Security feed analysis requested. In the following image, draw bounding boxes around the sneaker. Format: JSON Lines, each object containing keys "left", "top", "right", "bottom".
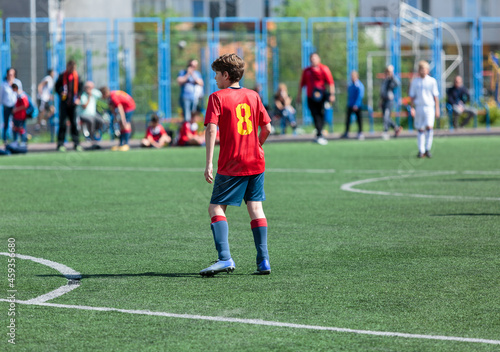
{"left": 340, "top": 133, "right": 349, "bottom": 139}
{"left": 417, "top": 152, "right": 424, "bottom": 158}
{"left": 357, "top": 133, "right": 365, "bottom": 140}
{"left": 424, "top": 150, "right": 432, "bottom": 158}
{"left": 118, "top": 144, "right": 130, "bottom": 152}
{"left": 252, "top": 259, "right": 271, "bottom": 275}
{"left": 75, "top": 145, "right": 83, "bottom": 152}
{"left": 199, "top": 258, "right": 235, "bottom": 277}
{"left": 316, "top": 137, "right": 328, "bottom": 145}
{"left": 395, "top": 126, "right": 403, "bottom": 137}
{"left": 382, "top": 132, "right": 390, "bottom": 140}
{"left": 57, "top": 145, "right": 66, "bottom": 152}
{"left": 111, "top": 145, "right": 120, "bottom": 151}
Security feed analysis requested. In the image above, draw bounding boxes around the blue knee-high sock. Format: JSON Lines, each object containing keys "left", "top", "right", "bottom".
{"left": 251, "top": 218, "right": 269, "bottom": 263}
{"left": 120, "top": 129, "right": 131, "bottom": 146}
{"left": 211, "top": 216, "right": 231, "bottom": 261}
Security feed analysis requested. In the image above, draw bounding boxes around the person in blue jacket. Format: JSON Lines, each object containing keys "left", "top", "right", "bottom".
{"left": 342, "top": 70, "right": 365, "bottom": 140}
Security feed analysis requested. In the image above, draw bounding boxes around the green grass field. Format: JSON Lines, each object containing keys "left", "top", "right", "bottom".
{"left": 0, "top": 136, "right": 499, "bottom": 351}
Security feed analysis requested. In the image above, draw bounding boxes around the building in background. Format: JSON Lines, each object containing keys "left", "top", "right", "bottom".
{"left": 133, "top": 0, "right": 284, "bottom": 18}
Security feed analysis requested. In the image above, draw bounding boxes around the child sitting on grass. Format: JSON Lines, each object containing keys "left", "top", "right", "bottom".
{"left": 141, "top": 113, "right": 172, "bottom": 148}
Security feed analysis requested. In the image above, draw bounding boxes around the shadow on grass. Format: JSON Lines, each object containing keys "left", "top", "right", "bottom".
{"left": 37, "top": 272, "right": 246, "bottom": 279}
{"left": 432, "top": 213, "right": 500, "bottom": 216}
{"left": 452, "top": 178, "right": 500, "bottom": 182}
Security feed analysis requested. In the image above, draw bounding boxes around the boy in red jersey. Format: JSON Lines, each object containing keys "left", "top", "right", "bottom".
{"left": 141, "top": 113, "right": 171, "bottom": 148}
{"left": 177, "top": 121, "right": 204, "bottom": 146}
{"left": 200, "top": 53, "right": 272, "bottom": 277}
{"left": 100, "top": 87, "right": 136, "bottom": 151}
{"left": 11, "top": 84, "right": 29, "bottom": 145}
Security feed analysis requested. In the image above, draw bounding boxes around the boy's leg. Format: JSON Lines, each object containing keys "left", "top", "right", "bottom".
{"left": 425, "top": 126, "right": 434, "bottom": 155}
{"left": 247, "top": 201, "right": 269, "bottom": 265}
{"left": 208, "top": 204, "right": 231, "bottom": 261}
{"left": 417, "top": 129, "right": 425, "bottom": 156}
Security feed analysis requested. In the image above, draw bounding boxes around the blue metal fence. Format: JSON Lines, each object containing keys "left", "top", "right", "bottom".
{"left": 0, "top": 16, "right": 498, "bottom": 128}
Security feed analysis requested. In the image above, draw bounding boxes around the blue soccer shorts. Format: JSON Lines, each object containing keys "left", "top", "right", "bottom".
{"left": 210, "top": 172, "right": 266, "bottom": 206}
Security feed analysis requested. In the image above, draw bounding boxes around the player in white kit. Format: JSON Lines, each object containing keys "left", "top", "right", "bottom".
{"left": 409, "top": 61, "right": 440, "bottom": 158}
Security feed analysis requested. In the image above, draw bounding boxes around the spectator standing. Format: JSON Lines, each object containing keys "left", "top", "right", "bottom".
{"left": 409, "top": 61, "right": 440, "bottom": 158}
{"left": 37, "top": 69, "right": 55, "bottom": 130}
{"left": 201, "top": 53, "right": 272, "bottom": 276}
{"left": 55, "top": 60, "right": 82, "bottom": 152}
{"left": 100, "top": 87, "right": 136, "bottom": 151}
{"left": 274, "top": 83, "right": 297, "bottom": 135}
{"left": 342, "top": 71, "right": 365, "bottom": 140}
{"left": 380, "top": 65, "right": 402, "bottom": 139}
{"left": 297, "top": 53, "right": 335, "bottom": 145}
{"left": 1, "top": 68, "right": 23, "bottom": 144}
{"left": 446, "top": 75, "right": 477, "bottom": 129}
{"left": 78, "top": 81, "right": 104, "bottom": 149}
{"left": 177, "top": 59, "right": 204, "bottom": 122}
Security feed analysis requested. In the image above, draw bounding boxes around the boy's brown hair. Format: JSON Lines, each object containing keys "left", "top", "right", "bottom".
{"left": 150, "top": 113, "right": 160, "bottom": 124}
{"left": 211, "top": 53, "right": 245, "bottom": 83}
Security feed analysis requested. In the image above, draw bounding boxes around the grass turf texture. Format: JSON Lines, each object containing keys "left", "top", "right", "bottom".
{"left": 0, "top": 136, "right": 499, "bottom": 351}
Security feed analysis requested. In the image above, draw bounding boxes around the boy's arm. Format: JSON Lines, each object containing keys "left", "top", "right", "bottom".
{"left": 434, "top": 96, "right": 440, "bottom": 118}
{"left": 259, "top": 122, "right": 272, "bottom": 146}
{"left": 204, "top": 123, "right": 218, "bottom": 184}
{"left": 116, "top": 104, "right": 126, "bottom": 126}
{"left": 37, "top": 79, "right": 47, "bottom": 96}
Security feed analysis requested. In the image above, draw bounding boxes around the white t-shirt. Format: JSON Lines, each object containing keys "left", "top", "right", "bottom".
{"left": 409, "top": 75, "right": 439, "bottom": 107}
{"left": 78, "top": 89, "right": 102, "bottom": 118}
{"left": 38, "top": 75, "right": 54, "bottom": 102}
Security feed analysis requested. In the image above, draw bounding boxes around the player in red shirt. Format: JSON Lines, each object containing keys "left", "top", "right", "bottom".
{"left": 141, "top": 113, "right": 171, "bottom": 148}
{"left": 200, "top": 53, "right": 272, "bottom": 276}
{"left": 11, "top": 84, "right": 29, "bottom": 144}
{"left": 297, "top": 52, "right": 335, "bottom": 145}
{"left": 100, "top": 87, "right": 136, "bottom": 151}
{"left": 177, "top": 121, "right": 204, "bottom": 146}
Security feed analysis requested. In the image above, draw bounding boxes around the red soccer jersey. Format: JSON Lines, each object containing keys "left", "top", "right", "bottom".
{"left": 109, "top": 90, "right": 136, "bottom": 113}
{"left": 204, "top": 87, "right": 271, "bottom": 176}
{"left": 146, "top": 124, "right": 167, "bottom": 142}
{"left": 13, "top": 94, "right": 29, "bottom": 121}
{"left": 299, "top": 64, "right": 334, "bottom": 98}
{"left": 177, "top": 122, "right": 198, "bottom": 146}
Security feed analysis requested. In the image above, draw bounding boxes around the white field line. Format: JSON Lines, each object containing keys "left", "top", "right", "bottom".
{"left": 340, "top": 171, "right": 500, "bottom": 201}
{"left": 0, "top": 252, "right": 81, "bottom": 304}
{"left": 0, "top": 299, "right": 499, "bottom": 346}
{"left": 1, "top": 252, "right": 499, "bottom": 345}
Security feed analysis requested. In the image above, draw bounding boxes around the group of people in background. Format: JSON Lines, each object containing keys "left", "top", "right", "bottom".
{"left": 295, "top": 52, "right": 476, "bottom": 157}
{"left": 0, "top": 54, "right": 477, "bottom": 158}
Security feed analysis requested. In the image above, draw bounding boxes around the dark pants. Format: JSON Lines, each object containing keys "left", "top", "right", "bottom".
{"left": 307, "top": 97, "right": 325, "bottom": 137}
{"left": 80, "top": 114, "right": 105, "bottom": 141}
{"left": 58, "top": 104, "right": 79, "bottom": 147}
{"left": 2, "top": 105, "right": 14, "bottom": 142}
{"left": 345, "top": 106, "right": 363, "bottom": 134}
{"left": 381, "top": 100, "right": 397, "bottom": 132}
{"left": 452, "top": 104, "right": 477, "bottom": 128}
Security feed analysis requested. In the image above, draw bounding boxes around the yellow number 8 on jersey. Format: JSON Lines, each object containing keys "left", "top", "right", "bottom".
{"left": 235, "top": 103, "right": 253, "bottom": 135}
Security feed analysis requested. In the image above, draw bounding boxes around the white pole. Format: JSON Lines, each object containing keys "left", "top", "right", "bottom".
{"left": 30, "top": 0, "right": 37, "bottom": 100}
{"left": 367, "top": 55, "right": 373, "bottom": 109}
